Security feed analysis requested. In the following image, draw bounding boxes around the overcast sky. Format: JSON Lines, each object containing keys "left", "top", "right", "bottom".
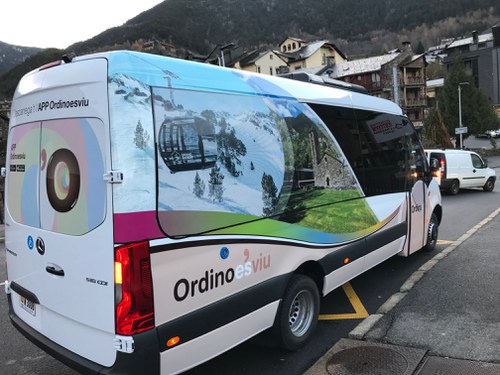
{"left": 0, "top": 1, "right": 165, "bottom": 49}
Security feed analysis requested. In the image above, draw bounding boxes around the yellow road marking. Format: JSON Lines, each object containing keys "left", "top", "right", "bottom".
{"left": 437, "top": 239, "right": 453, "bottom": 245}
{"left": 318, "top": 282, "right": 369, "bottom": 320}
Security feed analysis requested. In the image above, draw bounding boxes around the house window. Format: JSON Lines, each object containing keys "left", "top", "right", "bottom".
{"left": 257, "top": 66, "right": 261, "bottom": 73}
{"left": 270, "top": 67, "right": 273, "bottom": 75}
{"left": 282, "top": 46, "right": 286, "bottom": 52}
{"left": 270, "top": 54, "right": 273, "bottom": 60}
{"left": 287, "top": 44, "right": 291, "bottom": 51}
{"left": 292, "top": 42, "right": 296, "bottom": 50}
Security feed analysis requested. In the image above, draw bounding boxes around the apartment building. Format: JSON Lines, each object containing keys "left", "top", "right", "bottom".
{"left": 326, "top": 43, "right": 426, "bottom": 128}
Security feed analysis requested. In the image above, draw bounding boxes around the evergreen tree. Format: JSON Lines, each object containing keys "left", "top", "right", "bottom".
{"left": 415, "top": 41, "right": 425, "bottom": 54}
{"left": 193, "top": 172, "right": 205, "bottom": 198}
{"left": 437, "top": 56, "right": 499, "bottom": 138}
{"left": 134, "top": 120, "right": 150, "bottom": 150}
{"left": 216, "top": 118, "right": 247, "bottom": 177}
{"left": 262, "top": 172, "right": 278, "bottom": 217}
{"left": 289, "top": 127, "right": 311, "bottom": 169}
{"left": 423, "top": 107, "right": 454, "bottom": 148}
{"left": 208, "top": 164, "right": 224, "bottom": 202}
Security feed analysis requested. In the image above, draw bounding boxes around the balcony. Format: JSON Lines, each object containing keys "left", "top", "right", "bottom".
{"left": 401, "top": 76, "right": 425, "bottom": 86}
{"left": 400, "top": 97, "right": 427, "bottom": 108}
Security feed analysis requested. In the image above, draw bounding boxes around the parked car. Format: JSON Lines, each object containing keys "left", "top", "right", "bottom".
{"left": 475, "top": 129, "right": 500, "bottom": 138}
{"left": 425, "top": 149, "right": 496, "bottom": 194}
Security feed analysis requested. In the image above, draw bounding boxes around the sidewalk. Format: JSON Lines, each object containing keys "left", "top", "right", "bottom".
{"left": 306, "top": 207, "right": 500, "bottom": 375}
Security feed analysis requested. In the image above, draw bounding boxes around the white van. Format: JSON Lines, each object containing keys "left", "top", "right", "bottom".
{"left": 5, "top": 51, "right": 442, "bottom": 374}
{"left": 425, "top": 149, "right": 496, "bottom": 194}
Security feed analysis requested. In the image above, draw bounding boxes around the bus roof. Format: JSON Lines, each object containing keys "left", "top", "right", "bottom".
{"left": 18, "top": 50, "right": 403, "bottom": 116}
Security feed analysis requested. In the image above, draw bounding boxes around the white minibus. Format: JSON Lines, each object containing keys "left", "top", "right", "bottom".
{"left": 4, "top": 51, "right": 442, "bottom": 374}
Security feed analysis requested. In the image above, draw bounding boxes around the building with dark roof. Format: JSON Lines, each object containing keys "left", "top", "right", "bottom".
{"left": 326, "top": 43, "right": 427, "bottom": 128}
{"left": 443, "top": 26, "right": 500, "bottom": 107}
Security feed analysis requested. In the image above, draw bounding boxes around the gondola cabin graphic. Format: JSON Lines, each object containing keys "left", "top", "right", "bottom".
{"left": 158, "top": 116, "right": 217, "bottom": 173}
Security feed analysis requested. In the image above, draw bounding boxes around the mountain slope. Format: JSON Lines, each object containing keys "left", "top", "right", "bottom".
{"left": 0, "top": 42, "right": 42, "bottom": 75}
{"left": 1, "top": 0, "right": 499, "bottom": 100}
{"left": 68, "top": 0, "right": 500, "bottom": 56}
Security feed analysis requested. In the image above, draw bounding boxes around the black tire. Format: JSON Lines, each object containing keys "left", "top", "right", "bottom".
{"left": 423, "top": 213, "right": 439, "bottom": 252}
{"left": 483, "top": 178, "right": 495, "bottom": 192}
{"left": 273, "top": 274, "right": 319, "bottom": 351}
{"left": 447, "top": 180, "right": 459, "bottom": 195}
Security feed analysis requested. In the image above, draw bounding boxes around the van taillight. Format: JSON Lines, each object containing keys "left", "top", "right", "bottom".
{"left": 115, "top": 241, "right": 155, "bottom": 335}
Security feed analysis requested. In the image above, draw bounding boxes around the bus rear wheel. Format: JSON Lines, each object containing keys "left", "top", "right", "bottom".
{"left": 273, "top": 274, "right": 319, "bottom": 351}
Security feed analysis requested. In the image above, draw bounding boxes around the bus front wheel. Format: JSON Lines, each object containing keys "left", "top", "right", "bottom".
{"left": 273, "top": 274, "right": 319, "bottom": 351}
{"left": 423, "top": 213, "right": 439, "bottom": 252}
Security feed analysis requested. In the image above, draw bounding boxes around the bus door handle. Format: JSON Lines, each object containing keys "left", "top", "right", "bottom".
{"left": 46, "top": 264, "right": 65, "bottom": 277}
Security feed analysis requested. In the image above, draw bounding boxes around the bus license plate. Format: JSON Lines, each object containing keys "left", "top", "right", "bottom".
{"left": 20, "top": 296, "right": 36, "bottom": 316}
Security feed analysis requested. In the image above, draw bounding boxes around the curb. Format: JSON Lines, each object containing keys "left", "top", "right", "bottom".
{"left": 348, "top": 206, "right": 500, "bottom": 340}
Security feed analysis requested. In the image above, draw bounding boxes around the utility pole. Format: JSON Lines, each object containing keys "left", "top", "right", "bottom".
{"left": 458, "top": 82, "right": 469, "bottom": 149}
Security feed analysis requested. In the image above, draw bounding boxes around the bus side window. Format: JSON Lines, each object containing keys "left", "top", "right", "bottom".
{"left": 312, "top": 106, "right": 424, "bottom": 196}
{"left": 306, "top": 103, "right": 364, "bottom": 184}
{"left": 353, "top": 111, "right": 425, "bottom": 195}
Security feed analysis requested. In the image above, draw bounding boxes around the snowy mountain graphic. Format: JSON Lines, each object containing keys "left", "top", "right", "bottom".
{"left": 152, "top": 84, "right": 286, "bottom": 217}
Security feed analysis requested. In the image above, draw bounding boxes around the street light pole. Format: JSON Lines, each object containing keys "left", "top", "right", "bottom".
{"left": 458, "top": 82, "right": 469, "bottom": 149}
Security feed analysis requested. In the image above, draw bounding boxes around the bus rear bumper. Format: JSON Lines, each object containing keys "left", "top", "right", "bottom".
{"left": 7, "top": 293, "right": 160, "bottom": 375}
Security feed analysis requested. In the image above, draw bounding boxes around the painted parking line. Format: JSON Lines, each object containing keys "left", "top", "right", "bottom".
{"left": 319, "top": 282, "right": 369, "bottom": 321}
{"left": 437, "top": 239, "right": 454, "bottom": 245}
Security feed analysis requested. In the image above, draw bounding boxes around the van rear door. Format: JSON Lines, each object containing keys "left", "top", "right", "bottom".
{"left": 5, "top": 58, "right": 116, "bottom": 366}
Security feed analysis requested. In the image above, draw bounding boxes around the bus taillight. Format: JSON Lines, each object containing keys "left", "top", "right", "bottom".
{"left": 115, "top": 241, "right": 155, "bottom": 335}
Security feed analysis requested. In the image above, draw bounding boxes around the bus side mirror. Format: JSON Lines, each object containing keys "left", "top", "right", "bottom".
{"left": 428, "top": 158, "right": 440, "bottom": 178}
